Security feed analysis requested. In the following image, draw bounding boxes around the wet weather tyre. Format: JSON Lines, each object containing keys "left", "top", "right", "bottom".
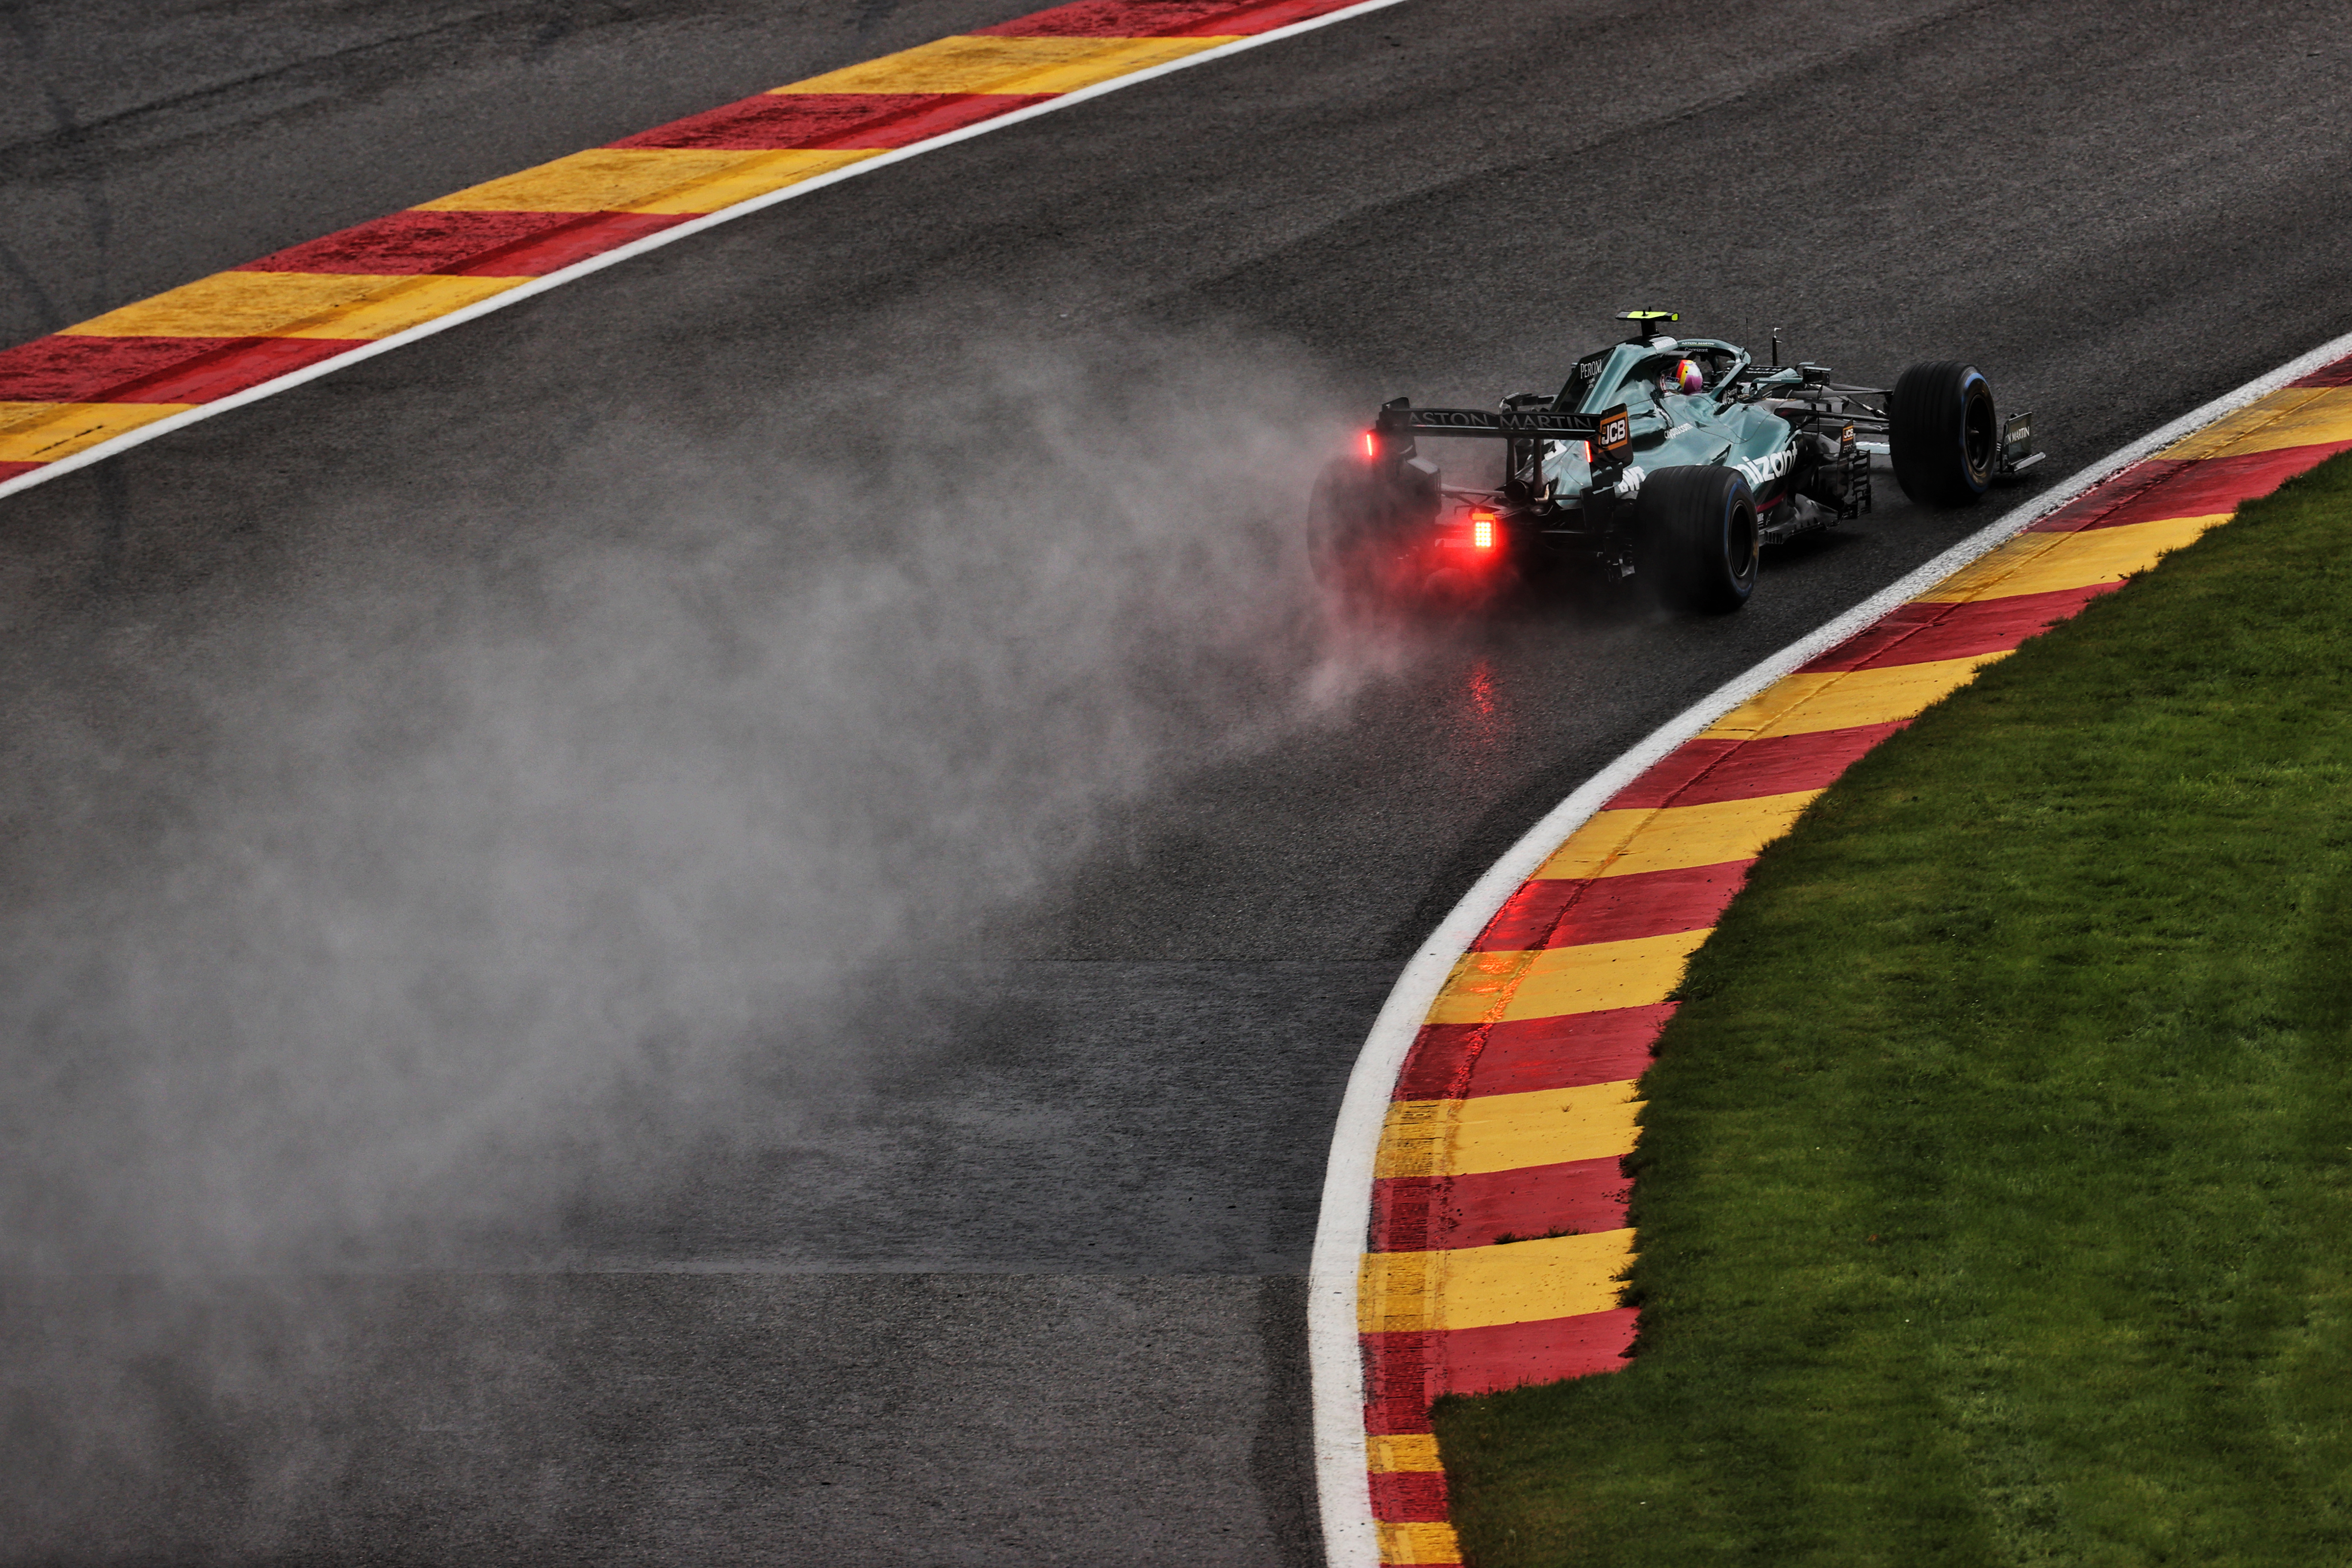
{"left": 1638, "top": 466, "right": 1759, "bottom": 614}
{"left": 1305, "top": 458, "right": 1365, "bottom": 589}
{"left": 1307, "top": 454, "right": 1438, "bottom": 599}
{"left": 1890, "top": 361, "right": 1998, "bottom": 506}
{"left": 1307, "top": 457, "right": 1401, "bottom": 595}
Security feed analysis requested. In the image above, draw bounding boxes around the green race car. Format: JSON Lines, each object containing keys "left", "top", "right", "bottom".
{"left": 1309, "top": 311, "right": 2042, "bottom": 613}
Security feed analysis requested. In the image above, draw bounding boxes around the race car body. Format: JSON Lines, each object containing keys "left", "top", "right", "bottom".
{"left": 1311, "top": 312, "right": 2042, "bottom": 612}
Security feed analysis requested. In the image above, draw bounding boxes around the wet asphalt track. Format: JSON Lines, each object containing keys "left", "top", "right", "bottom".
{"left": 4, "top": 1, "right": 2352, "bottom": 1562}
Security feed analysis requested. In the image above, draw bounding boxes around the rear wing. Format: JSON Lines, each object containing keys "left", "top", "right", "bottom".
{"left": 1374, "top": 398, "right": 1634, "bottom": 465}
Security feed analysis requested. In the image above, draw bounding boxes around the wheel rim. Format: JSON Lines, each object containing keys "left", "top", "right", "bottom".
{"left": 1962, "top": 382, "right": 1996, "bottom": 483}
{"left": 1726, "top": 497, "right": 1758, "bottom": 587}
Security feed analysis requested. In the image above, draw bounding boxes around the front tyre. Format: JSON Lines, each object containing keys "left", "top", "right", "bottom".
{"left": 1638, "top": 466, "right": 1760, "bottom": 614}
{"left": 1890, "top": 361, "right": 1997, "bottom": 505}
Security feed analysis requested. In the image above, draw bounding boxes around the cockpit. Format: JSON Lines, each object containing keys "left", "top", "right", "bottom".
{"left": 1555, "top": 340, "right": 1744, "bottom": 416}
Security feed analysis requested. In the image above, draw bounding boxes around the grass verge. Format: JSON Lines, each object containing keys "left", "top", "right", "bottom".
{"left": 1433, "top": 450, "right": 2352, "bottom": 1566}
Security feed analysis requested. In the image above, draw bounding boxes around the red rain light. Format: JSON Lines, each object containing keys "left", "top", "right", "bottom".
{"left": 1471, "top": 511, "right": 1496, "bottom": 550}
{"left": 1362, "top": 430, "right": 1378, "bottom": 459}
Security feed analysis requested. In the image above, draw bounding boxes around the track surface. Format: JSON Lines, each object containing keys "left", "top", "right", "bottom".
{"left": 3, "top": 3, "right": 2349, "bottom": 1562}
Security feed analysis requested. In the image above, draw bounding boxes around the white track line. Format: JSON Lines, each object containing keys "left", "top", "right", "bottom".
{"left": 0, "top": 0, "right": 1412, "bottom": 504}
{"left": 1305, "top": 324, "right": 2352, "bottom": 1568}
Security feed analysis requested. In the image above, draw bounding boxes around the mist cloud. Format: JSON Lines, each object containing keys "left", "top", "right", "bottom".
{"left": 0, "top": 322, "right": 1418, "bottom": 1553}
{"left": 1, "top": 325, "right": 1401, "bottom": 1272}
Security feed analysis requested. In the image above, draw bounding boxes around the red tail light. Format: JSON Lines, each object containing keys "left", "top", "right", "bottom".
{"left": 1362, "top": 431, "right": 1378, "bottom": 459}
{"left": 1471, "top": 511, "right": 1496, "bottom": 550}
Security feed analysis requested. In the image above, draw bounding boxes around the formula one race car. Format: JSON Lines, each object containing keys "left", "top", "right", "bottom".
{"left": 1309, "top": 311, "right": 2043, "bottom": 612}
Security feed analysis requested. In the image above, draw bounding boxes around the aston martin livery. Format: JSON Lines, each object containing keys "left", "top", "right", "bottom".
{"left": 1309, "top": 311, "right": 2043, "bottom": 612}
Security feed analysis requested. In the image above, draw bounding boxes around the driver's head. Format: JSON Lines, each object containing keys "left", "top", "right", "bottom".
{"left": 1663, "top": 358, "right": 1706, "bottom": 395}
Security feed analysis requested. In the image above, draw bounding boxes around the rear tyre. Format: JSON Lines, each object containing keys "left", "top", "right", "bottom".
{"left": 1307, "top": 454, "right": 1438, "bottom": 598}
{"left": 1890, "top": 361, "right": 1997, "bottom": 505}
{"left": 1305, "top": 458, "right": 1367, "bottom": 588}
{"left": 1637, "top": 466, "right": 1759, "bottom": 614}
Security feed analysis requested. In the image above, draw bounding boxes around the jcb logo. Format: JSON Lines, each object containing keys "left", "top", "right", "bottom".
{"left": 1600, "top": 414, "right": 1629, "bottom": 447}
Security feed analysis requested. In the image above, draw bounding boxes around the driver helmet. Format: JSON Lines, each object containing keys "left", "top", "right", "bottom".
{"left": 1665, "top": 358, "right": 1706, "bottom": 395}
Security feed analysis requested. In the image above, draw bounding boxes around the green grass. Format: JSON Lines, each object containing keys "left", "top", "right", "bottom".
{"left": 1432, "top": 450, "right": 2352, "bottom": 1566}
